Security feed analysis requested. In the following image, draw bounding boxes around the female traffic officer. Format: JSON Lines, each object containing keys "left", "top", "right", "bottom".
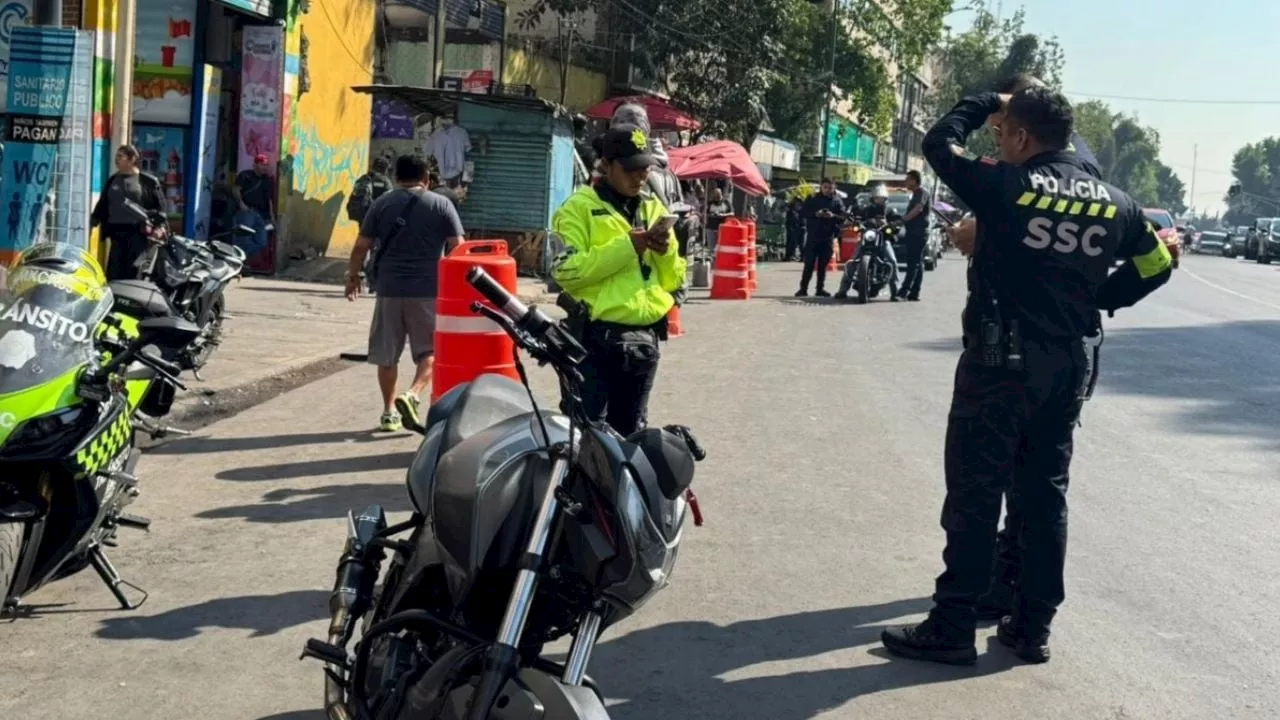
{"left": 549, "top": 125, "right": 686, "bottom": 436}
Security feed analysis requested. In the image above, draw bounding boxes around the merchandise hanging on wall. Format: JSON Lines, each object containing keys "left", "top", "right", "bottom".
{"left": 132, "top": 0, "right": 198, "bottom": 125}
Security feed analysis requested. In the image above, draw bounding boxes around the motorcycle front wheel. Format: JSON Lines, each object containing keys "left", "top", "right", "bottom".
{"left": 855, "top": 256, "right": 870, "bottom": 305}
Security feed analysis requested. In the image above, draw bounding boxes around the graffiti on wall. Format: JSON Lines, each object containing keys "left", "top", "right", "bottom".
{"left": 286, "top": 120, "right": 365, "bottom": 253}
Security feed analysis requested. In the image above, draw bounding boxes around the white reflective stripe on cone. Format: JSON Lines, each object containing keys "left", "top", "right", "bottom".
{"left": 716, "top": 245, "right": 749, "bottom": 255}
{"left": 436, "top": 315, "right": 505, "bottom": 334}
{"left": 713, "top": 269, "right": 749, "bottom": 279}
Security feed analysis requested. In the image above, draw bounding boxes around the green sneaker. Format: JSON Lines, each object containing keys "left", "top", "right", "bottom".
{"left": 394, "top": 392, "right": 424, "bottom": 434}
{"left": 379, "top": 411, "right": 402, "bottom": 432}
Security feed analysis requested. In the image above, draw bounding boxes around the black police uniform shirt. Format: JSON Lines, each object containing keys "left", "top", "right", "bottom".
{"left": 923, "top": 92, "right": 1172, "bottom": 342}
{"left": 802, "top": 193, "right": 845, "bottom": 240}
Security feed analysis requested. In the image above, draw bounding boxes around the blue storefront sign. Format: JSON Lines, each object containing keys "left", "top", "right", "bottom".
{"left": 0, "top": 27, "right": 92, "bottom": 255}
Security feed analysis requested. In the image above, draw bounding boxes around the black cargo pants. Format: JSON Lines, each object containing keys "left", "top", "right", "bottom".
{"left": 799, "top": 236, "right": 835, "bottom": 292}
{"left": 575, "top": 321, "right": 662, "bottom": 437}
{"left": 899, "top": 234, "right": 927, "bottom": 299}
{"left": 931, "top": 338, "right": 1085, "bottom": 639}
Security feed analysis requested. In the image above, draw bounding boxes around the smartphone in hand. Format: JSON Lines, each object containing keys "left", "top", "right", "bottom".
{"left": 650, "top": 214, "right": 678, "bottom": 235}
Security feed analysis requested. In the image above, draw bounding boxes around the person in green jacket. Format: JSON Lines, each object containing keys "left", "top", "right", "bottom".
{"left": 551, "top": 125, "right": 687, "bottom": 435}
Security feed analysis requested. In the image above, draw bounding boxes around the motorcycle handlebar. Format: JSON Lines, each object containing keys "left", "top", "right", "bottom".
{"left": 466, "top": 267, "right": 530, "bottom": 323}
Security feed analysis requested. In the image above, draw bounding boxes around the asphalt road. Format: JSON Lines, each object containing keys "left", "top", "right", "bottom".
{"left": 3, "top": 252, "right": 1279, "bottom": 720}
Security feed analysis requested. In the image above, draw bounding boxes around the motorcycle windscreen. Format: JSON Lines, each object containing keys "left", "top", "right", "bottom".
{"left": 0, "top": 267, "right": 111, "bottom": 397}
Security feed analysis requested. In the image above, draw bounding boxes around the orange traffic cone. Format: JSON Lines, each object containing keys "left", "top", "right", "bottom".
{"left": 667, "top": 305, "right": 684, "bottom": 338}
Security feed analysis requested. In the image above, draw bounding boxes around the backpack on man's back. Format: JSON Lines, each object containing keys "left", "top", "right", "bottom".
{"left": 347, "top": 172, "right": 393, "bottom": 223}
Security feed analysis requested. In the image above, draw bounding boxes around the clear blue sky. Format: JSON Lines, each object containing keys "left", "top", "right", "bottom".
{"left": 956, "top": 1, "right": 1280, "bottom": 215}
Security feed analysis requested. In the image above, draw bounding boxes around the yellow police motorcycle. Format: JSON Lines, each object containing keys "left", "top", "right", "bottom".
{"left": 0, "top": 244, "right": 197, "bottom": 613}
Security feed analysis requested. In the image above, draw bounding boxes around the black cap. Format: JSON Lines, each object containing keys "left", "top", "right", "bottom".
{"left": 599, "top": 124, "right": 657, "bottom": 171}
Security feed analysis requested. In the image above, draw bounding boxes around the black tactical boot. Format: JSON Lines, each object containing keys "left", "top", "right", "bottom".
{"left": 996, "top": 616, "right": 1051, "bottom": 664}
{"left": 881, "top": 619, "right": 977, "bottom": 666}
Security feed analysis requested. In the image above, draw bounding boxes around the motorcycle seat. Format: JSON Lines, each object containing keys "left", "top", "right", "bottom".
{"left": 428, "top": 374, "right": 533, "bottom": 454}
{"left": 109, "top": 279, "right": 172, "bottom": 318}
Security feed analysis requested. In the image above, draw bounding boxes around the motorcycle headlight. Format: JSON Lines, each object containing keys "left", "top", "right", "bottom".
{"left": 0, "top": 406, "right": 87, "bottom": 457}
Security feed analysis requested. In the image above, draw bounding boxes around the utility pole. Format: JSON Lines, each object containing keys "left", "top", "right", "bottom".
{"left": 111, "top": 0, "right": 137, "bottom": 151}
{"left": 33, "top": 0, "right": 62, "bottom": 25}
{"left": 1189, "top": 143, "right": 1198, "bottom": 217}
{"left": 818, "top": 0, "right": 836, "bottom": 183}
{"left": 558, "top": 16, "right": 577, "bottom": 105}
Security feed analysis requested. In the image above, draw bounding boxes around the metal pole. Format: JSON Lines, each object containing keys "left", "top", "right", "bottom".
{"left": 818, "top": 0, "right": 836, "bottom": 183}
{"left": 33, "top": 0, "right": 62, "bottom": 25}
{"left": 1189, "top": 143, "right": 1198, "bottom": 216}
{"left": 433, "top": 0, "right": 447, "bottom": 88}
{"left": 111, "top": 0, "right": 137, "bottom": 151}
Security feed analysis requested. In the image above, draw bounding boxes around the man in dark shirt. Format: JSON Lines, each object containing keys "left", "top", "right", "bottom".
{"left": 704, "top": 188, "right": 732, "bottom": 251}
{"left": 796, "top": 178, "right": 845, "bottom": 297}
{"left": 90, "top": 144, "right": 167, "bottom": 280}
{"left": 897, "top": 170, "right": 932, "bottom": 301}
{"left": 345, "top": 154, "right": 465, "bottom": 433}
{"left": 236, "top": 154, "right": 275, "bottom": 219}
{"left": 785, "top": 198, "right": 805, "bottom": 261}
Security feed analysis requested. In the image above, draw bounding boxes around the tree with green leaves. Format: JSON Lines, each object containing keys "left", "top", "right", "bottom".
{"left": 1225, "top": 137, "right": 1280, "bottom": 224}
{"left": 927, "top": 2, "right": 1064, "bottom": 157}
{"left": 515, "top": 0, "right": 951, "bottom": 148}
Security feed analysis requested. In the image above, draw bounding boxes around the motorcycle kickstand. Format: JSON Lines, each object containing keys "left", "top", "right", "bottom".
{"left": 191, "top": 368, "right": 204, "bottom": 382}
{"left": 88, "top": 543, "right": 149, "bottom": 610}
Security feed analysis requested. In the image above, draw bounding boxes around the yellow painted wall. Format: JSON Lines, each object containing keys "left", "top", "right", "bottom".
{"left": 501, "top": 48, "right": 607, "bottom": 114}
{"left": 283, "top": 0, "right": 375, "bottom": 259}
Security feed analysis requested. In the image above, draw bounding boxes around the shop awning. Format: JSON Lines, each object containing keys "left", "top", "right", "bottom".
{"left": 584, "top": 95, "right": 700, "bottom": 131}
{"left": 351, "top": 84, "right": 568, "bottom": 118}
{"left": 666, "top": 140, "right": 770, "bottom": 196}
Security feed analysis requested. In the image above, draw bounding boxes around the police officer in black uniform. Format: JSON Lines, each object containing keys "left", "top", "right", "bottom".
{"left": 976, "top": 73, "right": 1107, "bottom": 622}
{"left": 880, "top": 86, "right": 1173, "bottom": 666}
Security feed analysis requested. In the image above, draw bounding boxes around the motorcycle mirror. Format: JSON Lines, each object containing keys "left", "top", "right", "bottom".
{"left": 121, "top": 199, "right": 150, "bottom": 223}
{"left": 138, "top": 316, "right": 201, "bottom": 344}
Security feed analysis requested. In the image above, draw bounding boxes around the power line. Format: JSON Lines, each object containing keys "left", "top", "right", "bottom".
{"left": 1064, "top": 91, "right": 1280, "bottom": 106}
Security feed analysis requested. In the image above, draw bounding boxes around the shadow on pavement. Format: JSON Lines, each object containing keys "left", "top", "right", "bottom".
{"left": 149, "top": 430, "right": 405, "bottom": 456}
{"left": 589, "top": 597, "right": 1018, "bottom": 719}
{"left": 255, "top": 712, "right": 327, "bottom": 720}
{"left": 907, "top": 321, "right": 1280, "bottom": 442}
{"left": 196, "top": 483, "right": 412, "bottom": 523}
{"left": 237, "top": 285, "right": 345, "bottom": 300}
{"left": 215, "top": 452, "right": 418, "bottom": 482}
{"left": 95, "top": 589, "right": 328, "bottom": 641}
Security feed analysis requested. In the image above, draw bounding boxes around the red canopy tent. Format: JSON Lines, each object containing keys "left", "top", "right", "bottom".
{"left": 665, "top": 140, "right": 770, "bottom": 196}
{"left": 584, "top": 95, "right": 701, "bottom": 131}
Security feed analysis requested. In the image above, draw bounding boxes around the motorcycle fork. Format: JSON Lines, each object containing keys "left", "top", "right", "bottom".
{"left": 466, "top": 444, "right": 572, "bottom": 720}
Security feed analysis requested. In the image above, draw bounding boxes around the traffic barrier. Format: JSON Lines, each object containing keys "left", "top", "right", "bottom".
{"left": 667, "top": 304, "right": 684, "bottom": 338}
{"left": 839, "top": 226, "right": 861, "bottom": 263}
{"left": 745, "top": 219, "right": 759, "bottom": 291}
{"left": 709, "top": 218, "right": 751, "bottom": 300}
{"left": 433, "top": 240, "right": 519, "bottom": 401}
{"left": 827, "top": 246, "right": 840, "bottom": 272}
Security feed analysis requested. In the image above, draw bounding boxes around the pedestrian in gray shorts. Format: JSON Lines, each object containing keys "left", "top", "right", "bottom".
{"left": 345, "top": 154, "right": 464, "bottom": 432}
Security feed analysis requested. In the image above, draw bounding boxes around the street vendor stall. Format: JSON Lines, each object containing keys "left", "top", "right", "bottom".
{"left": 352, "top": 85, "right": 576, "bottom": 275}
{"left": 666, "top": 140, "right": 772, "bottom": 259}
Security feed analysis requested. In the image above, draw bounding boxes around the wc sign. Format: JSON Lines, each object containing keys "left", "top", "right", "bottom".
{"left": 0, "top": 0, "right": 32, "bottom": 114}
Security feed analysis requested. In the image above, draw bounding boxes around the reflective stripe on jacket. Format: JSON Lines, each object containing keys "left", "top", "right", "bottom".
{"left": 551, "top": 186, "right": 686, "bottom": 326}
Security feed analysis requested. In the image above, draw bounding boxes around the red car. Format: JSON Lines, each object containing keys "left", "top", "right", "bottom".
{"left": 1143, "top": 208, "right": 1180, "bottom": 268}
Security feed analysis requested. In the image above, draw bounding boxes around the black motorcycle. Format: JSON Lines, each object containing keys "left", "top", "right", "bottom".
{"left": 302, "top": 268, "right": 707, "bottom": 720}
{"left": 846, "top": 219, "right": 901, "bottom": 304}
{"left": 109, "top": 199, "right": 250, "bottom": 375}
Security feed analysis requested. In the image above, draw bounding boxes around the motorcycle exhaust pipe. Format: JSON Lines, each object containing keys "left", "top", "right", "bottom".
{"left": 322, "top": 506, "right": 387, "bottom": 720}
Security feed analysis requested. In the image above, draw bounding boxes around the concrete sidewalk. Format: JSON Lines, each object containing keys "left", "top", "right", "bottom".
{"left": 166, "top": 275, "right": 552, "bottom": 428}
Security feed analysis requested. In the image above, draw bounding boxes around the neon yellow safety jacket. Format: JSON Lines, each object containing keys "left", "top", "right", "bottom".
{"left": 551, "top": 186, "right": 687, "bottom": 326}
